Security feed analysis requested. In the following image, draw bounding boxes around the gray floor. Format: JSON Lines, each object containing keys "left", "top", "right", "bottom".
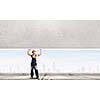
{"left": 0, "top": 73, "right": 100, "bottom": 80}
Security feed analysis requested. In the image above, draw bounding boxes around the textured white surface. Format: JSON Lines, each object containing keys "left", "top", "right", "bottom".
{"left": 0, "top": 20, "right": 100, "bottom": 48}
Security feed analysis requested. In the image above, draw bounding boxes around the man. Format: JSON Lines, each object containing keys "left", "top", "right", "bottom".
{"left": 27, "top": 49, "right": 42, "bottom": 79}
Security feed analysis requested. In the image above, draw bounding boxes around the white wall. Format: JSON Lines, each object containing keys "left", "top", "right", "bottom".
{"left": 0, "top": 20, "right": 100, "bottom": 48}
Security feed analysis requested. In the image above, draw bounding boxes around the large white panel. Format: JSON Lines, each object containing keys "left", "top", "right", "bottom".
{"left": 0, "top": 20, "right": 100, "bottom": 48}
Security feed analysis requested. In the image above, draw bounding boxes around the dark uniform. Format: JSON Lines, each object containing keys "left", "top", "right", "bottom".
{"left": 31, "top": 55, "right": 39, "bottom": 79}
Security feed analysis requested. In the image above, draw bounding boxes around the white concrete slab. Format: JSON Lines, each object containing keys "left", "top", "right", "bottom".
{"left": 0, "top": 20, "right": 100, "bottom": 48}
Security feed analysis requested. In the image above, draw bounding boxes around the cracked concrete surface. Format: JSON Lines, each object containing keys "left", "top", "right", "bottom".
{"left": 0, "top": 20, "right": 100, "bottom": 48}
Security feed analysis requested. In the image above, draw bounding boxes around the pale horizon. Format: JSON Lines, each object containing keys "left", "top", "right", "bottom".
{"left": 0, "top": 49, "right": 100, "bottom": 73}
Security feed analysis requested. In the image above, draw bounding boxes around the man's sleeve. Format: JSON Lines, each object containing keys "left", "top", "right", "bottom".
{"left": 35, "top": 54, "right": 41, "bottom": 57}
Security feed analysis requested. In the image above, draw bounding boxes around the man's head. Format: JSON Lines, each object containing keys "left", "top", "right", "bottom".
{"left": 32, "top": 50, "right": 36, "bottom": 54}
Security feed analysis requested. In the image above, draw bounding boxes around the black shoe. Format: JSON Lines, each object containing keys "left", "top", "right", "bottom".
{"left": 36, "top": 77, "right": 39, "bottom": 80}
{"left": 30, "top": 77, "right": 34, "bottom": 79}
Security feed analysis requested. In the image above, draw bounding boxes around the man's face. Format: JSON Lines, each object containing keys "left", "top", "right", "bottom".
{"left": 32, "top": 51, "right": 35, "bottom": 54}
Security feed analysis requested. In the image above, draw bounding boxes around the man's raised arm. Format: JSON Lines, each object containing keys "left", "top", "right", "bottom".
{"left": 27, "top": 49, "right": 32, "bottom": 56}
{"left": 38, "top": 49, "right": 42, "bottom": 56}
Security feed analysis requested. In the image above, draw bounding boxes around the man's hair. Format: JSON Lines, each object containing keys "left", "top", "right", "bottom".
{"left": 32, "top": 50, "right": 36, "bottom": 53}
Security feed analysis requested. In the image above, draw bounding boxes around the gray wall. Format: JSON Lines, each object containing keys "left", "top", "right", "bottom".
{"left": 0, "top": 20, "right": 100, "bottom": 48}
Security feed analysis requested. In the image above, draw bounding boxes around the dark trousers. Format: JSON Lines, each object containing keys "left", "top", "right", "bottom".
{"left": 31, "top": 64, "right": 39, "bottom": 79}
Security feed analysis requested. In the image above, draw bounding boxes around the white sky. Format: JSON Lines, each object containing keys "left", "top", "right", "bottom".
{"left": 0, "top": 49, "right": 100, "bottom": 73}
